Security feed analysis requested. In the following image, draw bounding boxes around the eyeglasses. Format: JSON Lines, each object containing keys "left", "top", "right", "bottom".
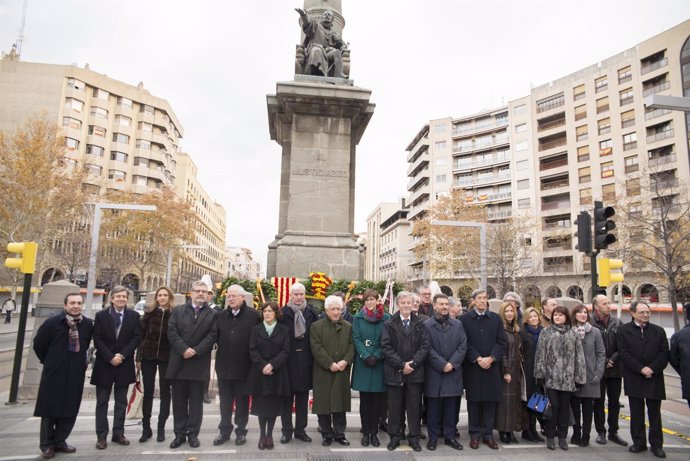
{"left": 191, "top": 289, "right": 207, "bottom": 293}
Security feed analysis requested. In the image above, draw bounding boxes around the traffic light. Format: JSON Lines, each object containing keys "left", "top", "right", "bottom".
{"left": 598, "top": 258, "right": 624, "bottom": 287}
{"left": 574, "top": 211, "right": 592, "bottom": 254}
{"left": 5, "top": 242, "right": 38, "bottom": 274}
{"left": 594, "top": 201, "right": 616, "bottom": 249}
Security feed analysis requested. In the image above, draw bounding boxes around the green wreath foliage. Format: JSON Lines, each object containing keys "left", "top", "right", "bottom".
{"left": 215, "top": 277, "right": 276, "bottom": 309}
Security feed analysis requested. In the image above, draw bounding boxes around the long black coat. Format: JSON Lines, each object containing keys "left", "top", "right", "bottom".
{"left": 246, "top": 323, "right": 291, "bottom": 397}
{"left": 215, "top": 303, "right": 261, "bottom": 381}
{"left": 91, "top": 306, "right": 141, "bottom": 387}
{"left": 617, "top": 321, "right": 668, "bottom": 400}
{"left": 423, "top": 316, "right": 467, "bottom": 398}
{"left": 166, "top": 303, "right": 218, "bottom": 381}
{"left": 670, "top": 324, "right": 690, "bottom": 400}
{"left": 279, "top": 304, "right": 320, "bottom": 392}
{"left": 518, "top": 326, "right": 542, "bottom": 398}
{"left": 381, "top": 312, "right": 430, "bottom": 386}
{"left": 460, "top": 309, "right": 507, "bottom": 402}
{"left": 33, "top": 311, "right": 94, "bottom": 417}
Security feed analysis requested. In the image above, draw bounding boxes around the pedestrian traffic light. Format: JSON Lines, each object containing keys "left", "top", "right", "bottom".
{"left": 5, "top": 242, "right": 38, "bottom": 274}
{"left": 598, "top": 258, "right": 624, "bottom": 287}
{"left": 574, "top": 211, "right": 592, "bottom": 254}
{"left": 594, "top": 201, "right": 616, "bottom": 249}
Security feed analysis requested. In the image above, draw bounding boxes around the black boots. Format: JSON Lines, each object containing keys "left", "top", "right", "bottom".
{"left": 139, "top": 425, "right": 153, "bottom": 443}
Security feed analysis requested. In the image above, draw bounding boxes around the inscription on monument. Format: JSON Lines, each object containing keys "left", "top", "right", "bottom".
{"left": 292, "top": 167, "right": 348, "bottom": 178}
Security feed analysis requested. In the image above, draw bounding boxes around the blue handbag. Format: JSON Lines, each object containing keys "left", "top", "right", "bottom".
{"left": 527, "top": 391, "right": 550, "bottom": 415}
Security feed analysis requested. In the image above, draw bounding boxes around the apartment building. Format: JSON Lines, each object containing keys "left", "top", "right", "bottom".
{"left": 227, "top": 246, "right": 262, "bottom": 280}
{"left": 174, "top": 153, "right": 228, "bottom": 286}
{"left": 385, "top": 20, "right": 690, "bottom": 303}
{"left": 365, "top": 200, "right": 412, "bottom": 281}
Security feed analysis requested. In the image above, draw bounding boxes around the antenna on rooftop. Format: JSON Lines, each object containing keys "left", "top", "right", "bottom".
{"left": 14, "top": 0, "right": 29, "bottom": 58}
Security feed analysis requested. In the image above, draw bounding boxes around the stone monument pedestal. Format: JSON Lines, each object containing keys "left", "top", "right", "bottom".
{"left": 266, "top": 78, "right": 374, "bottom": 279}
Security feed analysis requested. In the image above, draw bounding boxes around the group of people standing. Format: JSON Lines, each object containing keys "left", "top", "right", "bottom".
{"left": 31, "top": 280, "right": 689, "bottom": 460}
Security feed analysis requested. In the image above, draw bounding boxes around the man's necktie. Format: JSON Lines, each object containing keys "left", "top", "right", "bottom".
{"left": 403, "top": 319, "right": 409, "bottom": 332}
{"left": 115, "top": 312, "right": 122, "bottom": 338}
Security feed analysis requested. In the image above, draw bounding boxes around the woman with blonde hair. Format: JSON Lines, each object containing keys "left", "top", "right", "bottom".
{"left": 518, "top": 307, "right": 545, "bottom": 442}
{"left": 495, "top": 301, "right": 526, "bottom": 444}
{"left": 137, "top": 286, "right": 175, "bottom": 443}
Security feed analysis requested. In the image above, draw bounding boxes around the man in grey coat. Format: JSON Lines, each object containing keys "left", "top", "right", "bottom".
{"left": 167, "top": 280, "right": 218, "bottom": 449}
{"left": 424, "top": 294, "right": 467, "bottom": 451}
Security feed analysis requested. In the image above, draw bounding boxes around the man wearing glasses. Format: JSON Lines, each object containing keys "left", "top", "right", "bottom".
{"left": 617, "top": 302, "right": 669, "bottom": 458}
{"left": 166, "top": 280, "right": 218, "bottom": 449}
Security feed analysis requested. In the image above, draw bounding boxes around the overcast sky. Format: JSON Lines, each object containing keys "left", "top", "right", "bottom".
{"left": 0, "top": 0, "right": 688, "bottom": 274}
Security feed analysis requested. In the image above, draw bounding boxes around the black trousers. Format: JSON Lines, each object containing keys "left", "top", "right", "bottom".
{"left": 427, "top": 396, "right": 459, "bottom": 441}
{"left": 629, "top": 397, "right": 663, "bottom": 449}
{"left": 40, "top": 416, "right": 77, "bottom": 450}
{"left": 387, "top": 382, "right": 422, "bottom": 443}
{"left": 95, "top": 385, "right": 128, "bottom": 439}
{"left": 317, "top": 413, "right": 347, "bottom": 440}
{"left": 571, "top": 396, "right": 594, "bottom": 439}
{"left": 281, "top": 390, "right": 310, "bottom": 436}
{"left": 360, "top": 391, "right": 385, "bottom": 435}
{"left": 545, "top": 388, "right": 573, "bottom": 438}
{"left": 593, "top": 376, "right": 622, "bottom": 435}
{"left": 171, "top": 379, "right": 204, "bottom": 437}
{"left": 140, "top": 359, "right": 171, "bottom": 429}
{"left": 217, "top": 379, "right": 249, "bottom": 436}
{"left": 467, "top": 400, "right": 496, "bottom": 440}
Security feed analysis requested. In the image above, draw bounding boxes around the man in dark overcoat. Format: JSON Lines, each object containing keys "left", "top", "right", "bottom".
{"left": 279, "top": 282, "right": 321, "bottom": 444}
{"left": 590, "top": 293, "right": 627, "bottom": 446}
{"left": 670, "top": 304, "right": 690, "bottom": 409}
{"left": 166, "top": 280, "right": 218, "bottom": 449}
{"left": 617, "top": 302, "right": 669, "bottom": 458}
{"left": 213, "top": 284, "right": 260, "bottom": 446}
{"left": 459, "top": 288, "right": 506, "bottom": 450}
{"left": 424, "top": 293, "right": 467, "bottom": 451}
{"left": 91, "top": 285, "right": 141, "bottom": 449}
{"left": 33, "top": 293, "right": 94, "bottom": 460}
{"left": 381, "top": 291, "right": 430, "bottom": 451}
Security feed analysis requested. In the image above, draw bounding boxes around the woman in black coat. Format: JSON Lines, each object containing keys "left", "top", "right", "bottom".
{"left": 247, "top": 302, "right": 291, "bottom": 450}
{"left": 518, "top": 307, "right": 544, "bottom": 442}
{"left": 136, "top": 286, "right": 174, "bottom": 443}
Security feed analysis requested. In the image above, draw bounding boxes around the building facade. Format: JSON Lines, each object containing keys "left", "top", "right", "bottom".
{"left": 226, "top": 246, "right": 262, "bottom": 280}
{"left": 365, "top": 200, "right": 412, "bottom": 281}
{"left": 381, "top": 20, "right": 690, "bottom": 304}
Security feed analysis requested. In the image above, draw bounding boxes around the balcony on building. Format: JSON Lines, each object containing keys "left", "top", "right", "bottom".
{"left": 540, "top": 173, "right": 570, "bottom": 196}
{"left": 407, "top": 167, "right": 430, "bottom": 191}
{"left": 646, "top": 120, "right": 673, "bottom": 144}
{"left": 406, "top": 127, "right": 430, "bottom": 162}
{"left": 543, "top": 256, "right": 573, "bottom": 273}
{"left": 452, "top": 131, "right": 509, "bottom": 154}
{"left": 408, "top": 181, "right": 430, "bottom": 208}
{"left": 642, "top": 73, "right": 671, "bottom": 97}
{"left": 543, "top": 234, "right": 573, "bottom": 253}
{"left": 539, "top": 151, "right": 569, "bottom": 173}
{"left": 537, "top": 111, "right": 566, "bottom": 134}
{"left": 644, "top": 106, "right": 672, "bottom": 122}
{"left": 536, "top": 92, "right": 565, "bottom": 115}
{"left": 407, "top": 149, "right": 430, "bottom": 177}
{"left": 452, "top": 149, "right": 510, "bottom": 172}
{"left": 538, "top": 131, "right": 567, "bottom": 153}
{"left": 542, "top": 213, "right": 571, "bottom": 235}
{"left": 471, "top": 167, "right": 511, "bottom": 187}
{"left": 451, "top": 112, "right": 509, "bottom": 139}
{"left": 487, "top": 206, "right": 512, "bottom": 221}
{"left": 640, "top": 50, "right": 668, "bottom": 75}
{"left": 651, "top": 194, "right": 679, "bottom": 218}
{"left": 541, "top": 192, "right": 570, "bottom": 214}
{"left": 650, "top": 170, "right": 679, "bottom": 191}
{"left": 464, "top": 188, "right": 512, "bottom": 205}
{"left": 647, "top": 144, "right": 676, "bottom": 168}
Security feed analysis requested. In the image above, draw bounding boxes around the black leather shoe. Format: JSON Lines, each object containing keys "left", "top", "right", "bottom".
{"left": 203, "top": 395, "right": 211, "bottom": 404}
{"left": 188, "top": 436, "right": 200, "bottom": 448}
{"left": 410, "top": 441, "right": 422, "bottom": 451}
{"left": 370, "top": 434, "right": 380, "bottom": 447}
{"left": 445, "top": 438, "right": 463, "bottom": 450}
{"left": 651, "top": 448, "right": 666, "bottom": 458}
{"left": 139, "top": 426, "right": 153, "bottom": 443}
{"left": 54, "top": 444, "right": 76, "bottom": 453}
{"left": 41, "top": 447, "right": 55, "bottom": 459}
{"left": 95, "top": 439, "right": 107, "bottom": 450}
{"left": 596, "top": 433, "right": 607, "bottom": 444}
{"left": 547, "top": 437, "right": 555, "bottom": 450}
{"left": 426, "top": 438, "right": 437, "bottom": 450}
{"left": 280, "top": 434, "right": 292, "bottom": 444}
{"left": 558, "top": 437, "right": 568, "bottom": 450}
{"left": 213, "top": 434, "right": 230, "bottom": 446}
{"left": 322, "top": 437, "right": 333, "bottom": 446}
{"left": 169, "top": 436, "right": 186, "bottom": 449}
{"left": 295, "top": 433, "right": 312, "bottom": 442}
{"left": 336, "top": 438, "right": 350, "bottom": 446}
{"left": 235, "top": 434, "right": 247, "bottom": 445}
{"left": 157, "top": 429, "right": 166, "bottom": 442}
{"left": 500, "top": 432, "right": 511, "bottom": 444}
{"left": 387, "top": 437, "right": 400, "bottom": 451}
{"left": 361, "top": 434, "right": 370, "bottom": 446}
{"left": 522, "top": 430, "right": 539, "bottom": 442}
{"left": 629, "top": 445, "right": 648, "bottom": 453}
{"left": 608, "top": 433, "right": 628, "bottom": 446}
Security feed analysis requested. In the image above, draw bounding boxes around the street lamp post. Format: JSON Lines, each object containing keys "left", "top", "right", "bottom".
{"left": 166, "top": 244, "right": 205, "bottom": 288}
{"left": 84, "top": 203, "right": 157, "bottom": 317}
{"left": 430, "top": 220, "right": 487, "bottom": 290}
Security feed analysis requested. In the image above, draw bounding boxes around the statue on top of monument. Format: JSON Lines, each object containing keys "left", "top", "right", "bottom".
{"left": 295, "top": 7, "right": 348, "bottom": 79}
